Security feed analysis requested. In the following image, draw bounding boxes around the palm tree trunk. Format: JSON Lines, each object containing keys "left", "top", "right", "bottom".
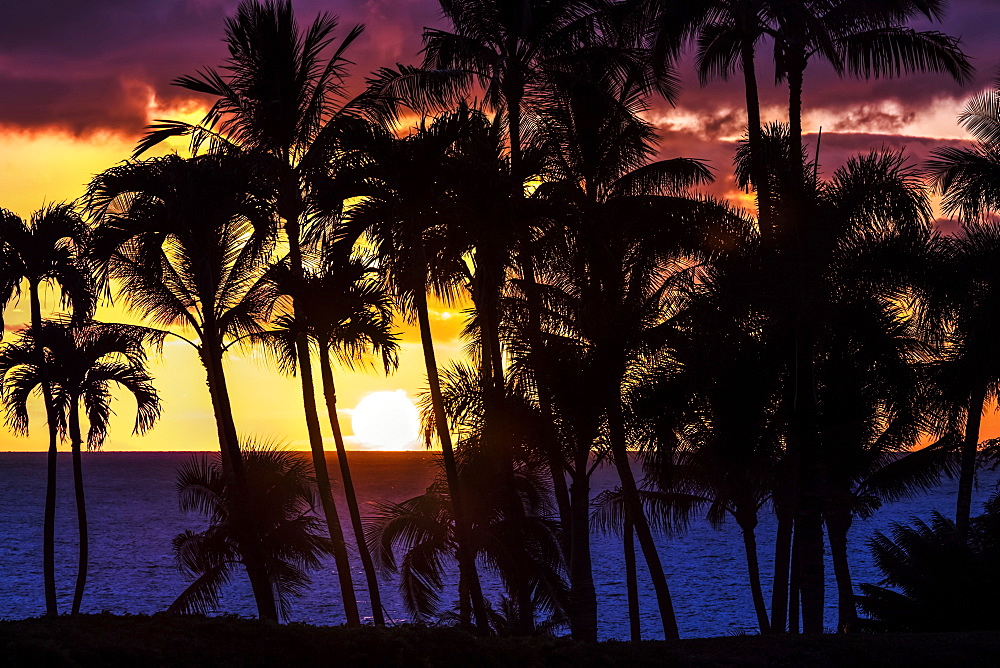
{"left": 295, "top": 335, "right": 361, "bottom": 627}
{"left": 29, "top": 282, "right": 58, "bottom": 616}
{"left": 318, "top": 346, "right": 385, "bottom": 626}
{"left": 957, "top": 381, "right": 987, "bottom": 536}
{"left": 624, "top": 514, "right": 641, "bottom": 642}
{"left": 568, "top": 464, "right": 598, "bottom": 642}
{"left": 770, "top": 509, "right": 793, "bottom": 633}
{"left": 740, "top": 42, "right": 773, "bottom": 234}
{"left": 788, "top": 526, "right": 801, "bottom": 634}
{"left": 69, "top": 399, "right": 88, "bottom": 615}
{"left": 606, "top": 395, "right": 679, "bottom": 639}
{"left": 413, "top": 281, "right": 491, "bottom": 634}
{"left": 736, "top": 511, "right": 770, "bottom": 634}
{"left": 825, "top": 499, "right": 856, "bottom": 632}
{"left": 200, "top": 335, "right": 278, "bottom": 622}
{"left": 518, "top": 251, "right": 573, "bottom": 546}
{"left": 475, "top": 274, "right": 536, "bottom": 636}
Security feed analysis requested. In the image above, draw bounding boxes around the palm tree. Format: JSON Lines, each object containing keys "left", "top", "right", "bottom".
{"left": 345, "top": 109, "right": 493, "bottom": 631}
{"left": 765, "top": 5, "right": 968, "bottom": 631}
{"left": 718, "top": 129, "right": 936, "bottom": 631}
{"left": 525, "top": 53, "right": 744, "bottom": 639}
{"left": 925, "top": 71, "right": 1000, "bottom": 535}
{"left": 260, "top": 253, "right": 399, "bottom": 626}
{"left": 132, "top": 2, "right": 412, "bottom": 625}
{"left": 0, "top": 204, "right": 94, "bottom": 616}
{"left": 0, "top": 319, "right": 161, "bottom": 614}
{"left": 170, "top": 446, "right": 333, "bottom": 621}
{"left": 86, "top": 152, "right": 282, "bottom": 620}
{"left": 627, "top": 0, "right": 776, "bottom": 229}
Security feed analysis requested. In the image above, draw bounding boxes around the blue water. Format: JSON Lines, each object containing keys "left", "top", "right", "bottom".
{"left": 0, "top": 451, "right": 995, "bottom": 639}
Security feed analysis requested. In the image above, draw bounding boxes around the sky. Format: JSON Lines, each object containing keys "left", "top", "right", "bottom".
{"left": 0, "top": 0, "right": 998, "bottom": 451}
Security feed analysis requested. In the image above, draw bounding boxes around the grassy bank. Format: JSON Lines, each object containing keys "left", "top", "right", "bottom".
{"left": 2, "top": 614, "right": 998, "bottom": 667}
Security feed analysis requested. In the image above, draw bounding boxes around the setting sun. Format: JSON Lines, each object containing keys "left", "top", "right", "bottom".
{"left": 350, "top": 390, "right": 421, "bottom": 450}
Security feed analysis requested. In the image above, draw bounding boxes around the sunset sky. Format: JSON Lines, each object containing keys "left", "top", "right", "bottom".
{"left": 1, "top": 0, "right": 998, "bottom": 451}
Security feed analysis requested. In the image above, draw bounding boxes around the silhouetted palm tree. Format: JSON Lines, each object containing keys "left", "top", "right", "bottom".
{"left": 86, "top": 152, "right": 282, "bottom": 620}
{"left": 346, "top": 109, "right": 493, "bottom": 631}
{"left": 0, "top": 204, "right": 94, "bottom": 616}
{"left": 925, "top": 71, "right": 1000, "bottom": 535}
{"left": 525, "top": 54, "right": 742, "bottom": 639}
{"left": 0, "top": 319, "right": 160, "bottom": 614}
{"left": 170, "top": 446, "right": 332, "bottom": 621}
{"left": 134, "top": 1, "right": 411, "bottom": 624}
{"left": 260, "top": 253, "right": 399, "bottom": 626}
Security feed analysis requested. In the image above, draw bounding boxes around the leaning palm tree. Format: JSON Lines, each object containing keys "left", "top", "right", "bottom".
{"left": 259, "top": 253, "right": 399, "bottom": 626}
{"left": 86, "top": 152, "right": 282, "bottom": 620}
{"left": 170, "top": 446, "right": 332, "bottom": 621}
{"left": 0, "top": 319, "right": 161, "bottom": 614}
{"left": 925, "top": 70, "right": 1000, "bottom": 535}
{"left": 0, "top": 204, "right": 94, "bottom": 616}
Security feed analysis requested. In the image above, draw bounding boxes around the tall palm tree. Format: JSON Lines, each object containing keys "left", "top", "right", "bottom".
{"left": 925, "top": 71, "right": 1000, "bottom": 535}
{"left": 526, "top": 54, "right": 743, "bottom": 639}
{"left": 133, "top": 2, "right": 412, "bottom": 625}
{"left": 345, "top": 110, "right": 492, "bottom": 631}
{"left": 0, "top": 204, "right": 94, "bottom": 616}
{"left": 170, "top": 446, "right": 333, "bottom": 621}
{"left": 86, "top": 152, "right": 282, "bottom": 620}
{"left": 0, "top": 319, "right": 161, "bottom": 615}
{"left": 260, "top": 253, "right": 399, "bottom": 626}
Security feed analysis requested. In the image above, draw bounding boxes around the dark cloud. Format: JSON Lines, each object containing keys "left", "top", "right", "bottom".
{"left": 0, "top": 0, "right": 993, "bottom": 143}
{"left": 0, "top": 0, "right": 438, "bottom": 135}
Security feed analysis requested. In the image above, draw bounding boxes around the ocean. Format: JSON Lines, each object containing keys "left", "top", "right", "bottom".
{"left": 0, "top": 451, "right": 995, "bottom": 639}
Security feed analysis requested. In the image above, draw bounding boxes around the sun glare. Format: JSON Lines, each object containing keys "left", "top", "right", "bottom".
{"left": 350, "top": 390, "right": 421, "bottom": 450}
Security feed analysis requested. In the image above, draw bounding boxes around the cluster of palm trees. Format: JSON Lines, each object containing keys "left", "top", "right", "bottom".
{"left": 1, "top": 0, "right": 997, "bottom": 641}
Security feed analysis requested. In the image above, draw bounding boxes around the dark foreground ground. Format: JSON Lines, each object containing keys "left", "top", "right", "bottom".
{"left": 2, "top": 614, "right": 998, "bottom": 667}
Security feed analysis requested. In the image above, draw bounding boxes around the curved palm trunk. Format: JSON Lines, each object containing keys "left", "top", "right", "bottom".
{"left": 413, "top": 282, "right": 491, "bottom": 634}
{"left": 294, "top": 336, "right": 361, "bottom": 627}
{"left": 200, "top": 335, "right": 278, "bottom": 622}
{"left": 29, "top": 282, "right": 59, "bottom": 616}
{"left": 736, "top": 510, "right": 770, "bottom": 634}
{"left": 68, "top": 399, "right": 88, "bottom": 615}
{"left": 825, "top": 498, "right": 857, "bottom": 632}
{"left": 624, "top": 515, "right": 641, "bottom": 643}
{"left": 957, "top": 381, "right": 987, "bottom": 536}
{"left": 318, "top": 346, "right": 385, "bottom": 626}
{"left": 606, "top": 395, "right": 679, "bottom": 640}
{"left": 283, "top": 200, "right": 360, "bottom": 626}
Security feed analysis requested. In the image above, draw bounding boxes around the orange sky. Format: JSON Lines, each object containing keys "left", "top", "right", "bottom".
{"left": 2, "top": 0, "right": 999, "bottom": 451}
